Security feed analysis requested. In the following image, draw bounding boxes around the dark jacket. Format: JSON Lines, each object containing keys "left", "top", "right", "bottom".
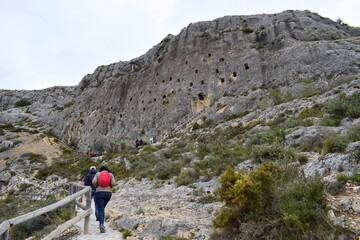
{"left": 84, "top": 169, "right": 97, "bottom": 191}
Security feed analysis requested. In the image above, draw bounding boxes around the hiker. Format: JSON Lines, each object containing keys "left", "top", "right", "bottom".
{"left": 84, "top": 166, "right": 98, "bottom": 219}
{"left": 92, "top": 165, "right": 116, "bottom": 233}
{"left": 135, "top": 139, "right": 140, "bottom": 147}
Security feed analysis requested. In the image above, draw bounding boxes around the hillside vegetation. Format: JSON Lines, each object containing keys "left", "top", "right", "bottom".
{"left": 1, "top": 79, "right": 359, "bottom": 239}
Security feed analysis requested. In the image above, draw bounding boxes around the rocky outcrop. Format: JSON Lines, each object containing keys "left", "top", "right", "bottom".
{"left": 0, "top": 10, "right": 359, "bottom": 153}
{"left": 107, "top": 178, "right": 221, "bottom": 240}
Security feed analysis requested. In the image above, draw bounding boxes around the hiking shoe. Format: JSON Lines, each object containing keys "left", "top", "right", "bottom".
{"left": 100, "top": 225, "right": 106, "bottom": 233}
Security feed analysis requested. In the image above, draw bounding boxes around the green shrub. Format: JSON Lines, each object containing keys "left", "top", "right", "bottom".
{"left": 270, "top": 88, "right": 283, "bottom": 105}
{"left": 213, "top": 163, "right": 280, "bottom": 228}
{"left": 275, "top": 174, "right": 329, "bottom": 238}
{"left": 336, "top": 173, "right": 349, "bottom": 183}
{"left": 122, "top": 228, "right": 132, "bottom": 238}
{"left": 10, "top": 215, "right": 50, "bottom": 239}
{"left": 1, "top": 123, "right": 15, "bottom": 131}
{"left": 322, "top": 135, "right": 349, "bottom": 155}
{"left": 347, "top": 124, "right": 360, "bottom": 142}
{"left": 28, "top": 152, "right": 47, "bottom": 163}
{"left": 299, "top": 82, "right": 320, "bottom": 98}
{"left": 324, "top": 93, "right": 360, "bottom": 120}
{"left": 320, "top": 115, "right": 341, "bottom": 126}
{"left": 15, "top": 99, "right": 31, "bottom": 107}
{"left": 251, "top": 144, "right": 295, "bottom": 163}
{"left": 350, "top": 171, "right": 360, "bottom": 182}
{"left": 212, "top": 163, "right": 342, "bottom": 239}
{"left": 175, "top": 169, "right": 198, "bottom": 186}
{"left": 295, "top": 153, "right": 309, "bottom": 164}
{"left": 248, "top": 127, "right": 285, "bottom": 145}
{"left": 298, "top": 108, "right": 324, "bottom": 119}
{"left": 155, "top": 159, "right": 181, "bottom": 180}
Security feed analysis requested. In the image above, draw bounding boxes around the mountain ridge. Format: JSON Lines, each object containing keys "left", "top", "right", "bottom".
{"left": 0, "top": 10, "right": 359, "bottom": 151}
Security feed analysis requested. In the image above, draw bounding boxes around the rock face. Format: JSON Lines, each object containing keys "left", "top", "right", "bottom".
{"left": 1, "top": 10, "right": 360, "bottom": 152}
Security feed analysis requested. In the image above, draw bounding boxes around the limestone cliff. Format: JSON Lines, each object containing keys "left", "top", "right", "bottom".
{"left": 1, "top": 10, "right": 359, "bottom": 151}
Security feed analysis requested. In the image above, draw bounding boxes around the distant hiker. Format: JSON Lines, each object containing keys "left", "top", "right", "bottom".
{"left": 135, "top": 139, "right": 140, "bottom": 147}
{"left": 84, "top": 166, "right": 98, "bottom": 219}
{"left": 92, "top": 165, "right": 116, "bottom": 233}
{"left": 139, "top": 139, "right": 144, "bottom": 146}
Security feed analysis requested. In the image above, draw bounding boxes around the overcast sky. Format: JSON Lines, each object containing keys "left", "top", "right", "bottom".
{"left": 1, "top": 0, "right": 359, "bottom": 90}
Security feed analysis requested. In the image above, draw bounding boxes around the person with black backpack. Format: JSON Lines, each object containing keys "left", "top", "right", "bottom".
{"left": 92, "top": 165, "right": 116, "bottom": 233}
{"left": 84, "top": 166, "right": 98, "bottom": 220}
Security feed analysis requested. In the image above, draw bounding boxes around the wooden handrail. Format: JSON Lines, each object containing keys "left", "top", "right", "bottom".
{"left": 0, "top": 183, "right": 91, "bottom": 240}
{"left": 42, "top": 209, "right": 91, "bottom": 240}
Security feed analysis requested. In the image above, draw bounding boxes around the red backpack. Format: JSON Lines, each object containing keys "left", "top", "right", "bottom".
{"left": 98, "top": 171, "right": 111, "bottom": 187}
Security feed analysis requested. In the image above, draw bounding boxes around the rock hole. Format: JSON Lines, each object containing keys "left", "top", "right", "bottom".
{"left": 216, "top": 69, "right": 219, "bottom": 73}
{"left": 154, "top": 98, "right": 157, "bottom": 102}
{"left": 177, "top": 79, "right": 180, "bottom": 82}
{"left": 233, "top": 72, "right": 237, "bottom": 77}
{"left": 190, "top": 82, "right": 193, "bottom": 87}
{"left": 219, "top": 57, "right": 225, "bottom": 62}
{"left": 198, "top": 93, "right": 205, "bottom": 100}
{"left": 201, "top": 80, "right": 205, "bottom": 85}
{"left": 169, "top": 77, "right": 172, "bottom": 81}
{"left": 245, "top": 63, "right": 250, "bottom": 70}
{"left": 195, "top": 69, "right": 198, "bottom": 73}
{"left": 130, "top": 97, "right": 133, "bottom": 102}
{"left": 185, "top": 61, "right": 188, "bottom": 65}
{"left": 163, "top": 94, "right": 167, "bottom": 99}
{"left": 208, "top": 53, "right": 211, "bottom": 57}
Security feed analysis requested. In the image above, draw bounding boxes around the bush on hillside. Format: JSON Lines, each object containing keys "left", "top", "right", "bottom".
{"left": 322, "top": 134, "right": 349, "bottom": 155}
{"left": 212, "top": 164, "right": 342, "bottom": 239}
{"left": 324, "top": 93, "right": 360, "bottom": 125}
{"left": 15, "top": 99, "right": 31, "bottom": 107}
{"left": 251, "top": 144, "right": 295, "bottom": 163}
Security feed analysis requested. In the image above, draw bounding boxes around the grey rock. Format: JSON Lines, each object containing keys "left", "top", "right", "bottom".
{"left": 0, "top": 10, "right": 359, "bottom": 152}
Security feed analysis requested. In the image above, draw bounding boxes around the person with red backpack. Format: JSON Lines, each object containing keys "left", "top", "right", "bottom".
{"left": 92, "top": 165, "right": 116, "bottom": 233}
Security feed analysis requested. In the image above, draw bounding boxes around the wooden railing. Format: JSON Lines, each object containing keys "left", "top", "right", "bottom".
{"left": 0, "top": 183, "right": 91, "bottom": 240}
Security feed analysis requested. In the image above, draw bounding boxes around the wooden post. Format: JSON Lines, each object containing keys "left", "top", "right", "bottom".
{"left": 2, "top": 229, "right": 8, "bottom": 240}
{"left": 70, "top": 184, "right": 76, "bottom": 218}
{"left": 83, "top": 187, "right": 92, "bottom": 234}
{"left": 0, "top": 221, "right": 10, "bottom": 240}
{"left": 1, "top": 230, "right": 8, "bottom": 240}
